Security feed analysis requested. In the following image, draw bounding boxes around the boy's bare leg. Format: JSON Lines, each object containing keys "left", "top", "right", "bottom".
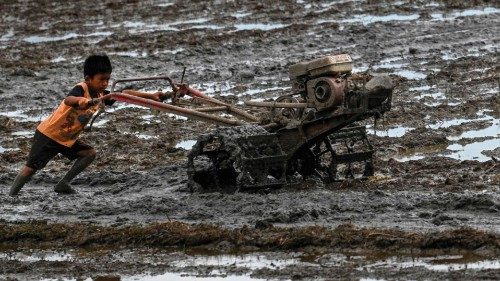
{"left": 9, "top": 166, "right": 36, "bottom": 196}
{"left": 54, "top": 149, "right": 96, "bottom": 194}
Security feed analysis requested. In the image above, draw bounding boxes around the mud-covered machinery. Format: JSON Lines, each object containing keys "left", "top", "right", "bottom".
{"left": 100, "top": 54, "right": 393, "bottom": 192}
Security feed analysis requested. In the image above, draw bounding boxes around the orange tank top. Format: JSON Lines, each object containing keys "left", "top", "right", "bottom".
{"left": 37, "top": 82, "right": 102, "bottom": 147}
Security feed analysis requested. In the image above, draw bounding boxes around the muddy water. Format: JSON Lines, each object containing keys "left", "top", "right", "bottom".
{"left": 2, "top": 248, "right": 499, "bottom": 280}
{"left": 1, "top": 0, "right": 499, "bottom": 280}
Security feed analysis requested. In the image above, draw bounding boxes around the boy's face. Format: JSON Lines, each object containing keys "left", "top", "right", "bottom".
{"left": 86, "top": 73, "right": 111, "bottom": 93}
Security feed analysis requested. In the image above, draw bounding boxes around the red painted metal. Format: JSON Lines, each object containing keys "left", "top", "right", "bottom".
{"left": 102, "top": 93, "right": 245, "bottom": 126}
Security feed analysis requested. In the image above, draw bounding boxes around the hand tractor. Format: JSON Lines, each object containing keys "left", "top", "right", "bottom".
{"left": 97, "top": 54, "right": 394, "bottom": 192}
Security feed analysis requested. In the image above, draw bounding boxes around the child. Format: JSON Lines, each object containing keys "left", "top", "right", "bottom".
{"left": 9, "top": 54, "right": 163, "bottom": 196}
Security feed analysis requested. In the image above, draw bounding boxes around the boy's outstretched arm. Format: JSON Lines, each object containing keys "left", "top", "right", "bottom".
{"left": 64, "top": 96, "right": 100, "bottom": 109}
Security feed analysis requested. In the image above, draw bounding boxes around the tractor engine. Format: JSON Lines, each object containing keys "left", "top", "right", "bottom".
{"left": 289, "top": 54, "right": 393, "bottom": 113}
{"left": 289, "top": 54, "right": 353, "bottom": 111}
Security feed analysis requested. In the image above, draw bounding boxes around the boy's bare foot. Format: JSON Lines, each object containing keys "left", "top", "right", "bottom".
{"left": 54, "top": 182, "right": 77, "bottom": 194}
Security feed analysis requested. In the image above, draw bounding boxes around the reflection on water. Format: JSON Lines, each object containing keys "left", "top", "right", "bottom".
{"left": 431, "top": 7, "right": 499, "bottom": 21}
{"left": 316, "top": 7, "right": 498, "bottom": 26}
{"left": 11, "top": 130, "right": 33, "bottom": 137}
{"left": 0, "top": 109, "right": 49, "bottom": 122}
{"left": 377, "top": 110, "right": 499, "bottom": 162}
{"left": 392, "top": 137, "right": 498, "bottom": 163}
{"left": 0, "top": 250, "right": 73, "bottom": 262}
{"left": 23, "top": 31, "right": 113, "bottom": 44}
{"left": 234, "top": 23, "right": 289, "bottom": 31}
{"left": 370, "top": 126, "right": 414, "bottom": 138}
{"left": 360, "top": 254, "right": 500, "bottom": 272}
{"left": 447, "top": 139, "right": 500, "bottom": 162}
{"left": 172, "top": 253, "right": 306, "bottom": 269}
{"left": 447, "top": 119, "right": 499, "bottom": 141}
{"left": 119, "top": 273, "right": 262, "bottom": 281}
{"left": 175, "top": 140, "right": 197, "bottom": 150}
{"left": 42, "top": 274, "right": 264, "bottom": 281}
{"left": 6, "top": 250, "right": 498, "bottom": 281}
{"left": 188, "top": 81, "right": 290, "bottom": 98}
{"left": 317, "top": 13, "right": 420, "bottom": 25}
{"left": 396, "top": 70, "right": 427, "bottom": 80}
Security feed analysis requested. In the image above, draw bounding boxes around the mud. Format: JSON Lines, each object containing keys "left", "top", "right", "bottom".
{"left": 0, "top": 0, "right": 499, "bottom": 280}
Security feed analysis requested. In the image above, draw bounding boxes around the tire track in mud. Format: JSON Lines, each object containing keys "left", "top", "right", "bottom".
{"left": 1, "top": 165, "right": 498, "bottom": 233}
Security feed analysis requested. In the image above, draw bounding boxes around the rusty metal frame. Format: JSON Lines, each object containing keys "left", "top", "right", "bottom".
{"left": 88, "top": 75, "right": 259, "bottom": 130}
{"left": 102, "top": 93, "right": 245, "bottom": 126}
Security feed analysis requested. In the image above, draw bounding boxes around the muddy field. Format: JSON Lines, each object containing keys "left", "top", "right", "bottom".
{"left": 0, "top": 0, "right": 499, "bottom": 280}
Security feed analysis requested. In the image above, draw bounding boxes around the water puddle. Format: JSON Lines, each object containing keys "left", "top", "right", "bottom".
{"left": 0, "top": 145, "right": 19, "bottom": 153}
{"left": 409, "top": 85, "right": 432, "bottom": 92}
{"left": 175, "top": 140, "right": 197, "bottom": 150}
{"left": 5, "top": 250, "right": 497, "bottom": 280}
{"left": 128, "top": 132, "right": 157, "bottom": 140}
{"left": 123, "top": 21, "right": 179, "bottom": 33}
{"left": 167, "top": 113, "right": 188, "bottom": 121}
{"left": 393, "top": 137, "right": 499, "bottom": 162}
{"left": 441, "top": 44, "right": 497, "bottom": 61}
{"left": 0, "top": 109, "right": 48, "bottom": 122}
{"left": 189, "top": 24, "right": 224, "bottom": 30}
{"left": 233, "top": 23, "right": 289, "bottom": 31}
{"left": 191, "top": 81, "right": 233, "bottom": 96}
{"left": 360, "top": 255, "right": 500, "bottom": 272}
{"left": 0, "top": 28, "right": 14, "bottom": 42}
{"left": 123, "top": 18, "right": 225, "bottom": 34}
{"left": 447, "top": 119, "right": 499, "bottom": 141}
{"left": 153, "top": 47, "right": 185, "bottom": 55}
{"left": 316, "top": 7, "right": 498, "bottom": 33}
{"left": 90, "top": 118, "right": 109, "bottom": 128}
{"left": 156, "top": 0, "right": 175, "bottom": 7}
{"left": 190, "top": 81, "right": 289, "bottom": 98}
{"left": 369, "top": 126, "right": 414, "bottom": 138}
{"left": 427, "top": 115, "right": 494, "bottom": 130}
{"left": 108, "top": 50, "right": 149, "bottom": 58}
{"left": 11, "top": 130, "right": 34, "bottom": 138}
{"left": 318, "top": 13, "right": 420, "bottom": 26}
{"left": 23, "top": 32, "right": 78, "bottom": 43}
{"left": 446, "top": 139, "right": 499, "bottom": 162}
{"left": 392, "top": 137, "right": 498, "bottom": 163}
{"left": 0, "top": 250, "right": 73, "bottom": 262}
{"left": 391, "top": 144, "right": 448, "bottom": 162}
{"left": 373, "top": 61, "right": 405, "bottom": 70}
{"left": 83, "top": 21, "right": 104, "bottom": 27}
{"left": 23, "top": 31, "right": 113, "bottom": 44}
{"left": 414, "top": 91, "right": 445, "bottom": 100}
{"left": 51, "top": 56, "right": 67, "bottom": 63}
{"left": 396, "top": 70, "right": 427, "bottom": 80}
{"left": 172, "top": 253, "right": 305, "bottom": 269}
{"left": 367, "top": 58, "right": 427, "bottom": 80}
{"left": 353, "top": 65, "right": 369, "bottom": 72}
{"left": 378, "top": 112, "right": 499, "bottom": 162}
{"left": 42, "top": 274, "right": 264, "bottom": 281}
{"left": 107, "top": 104, "right": 145, "bottom": 112}
{"left": 233, "top": 12, "right": 252, "bottom": 19}
{"left": 120, "top": 18, "right": 287, "bottom": 34}
{"left": 431, "top": 7, "right": 499, "bottom": 21}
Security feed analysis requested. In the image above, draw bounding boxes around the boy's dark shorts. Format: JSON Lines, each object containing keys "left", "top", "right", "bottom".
{"left": 26, "top": 130, "right": 93, "bottom": 170}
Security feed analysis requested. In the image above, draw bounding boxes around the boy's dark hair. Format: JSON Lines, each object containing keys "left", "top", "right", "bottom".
{"left": 84, "top": 54, "right": 112, "bottom": 77}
